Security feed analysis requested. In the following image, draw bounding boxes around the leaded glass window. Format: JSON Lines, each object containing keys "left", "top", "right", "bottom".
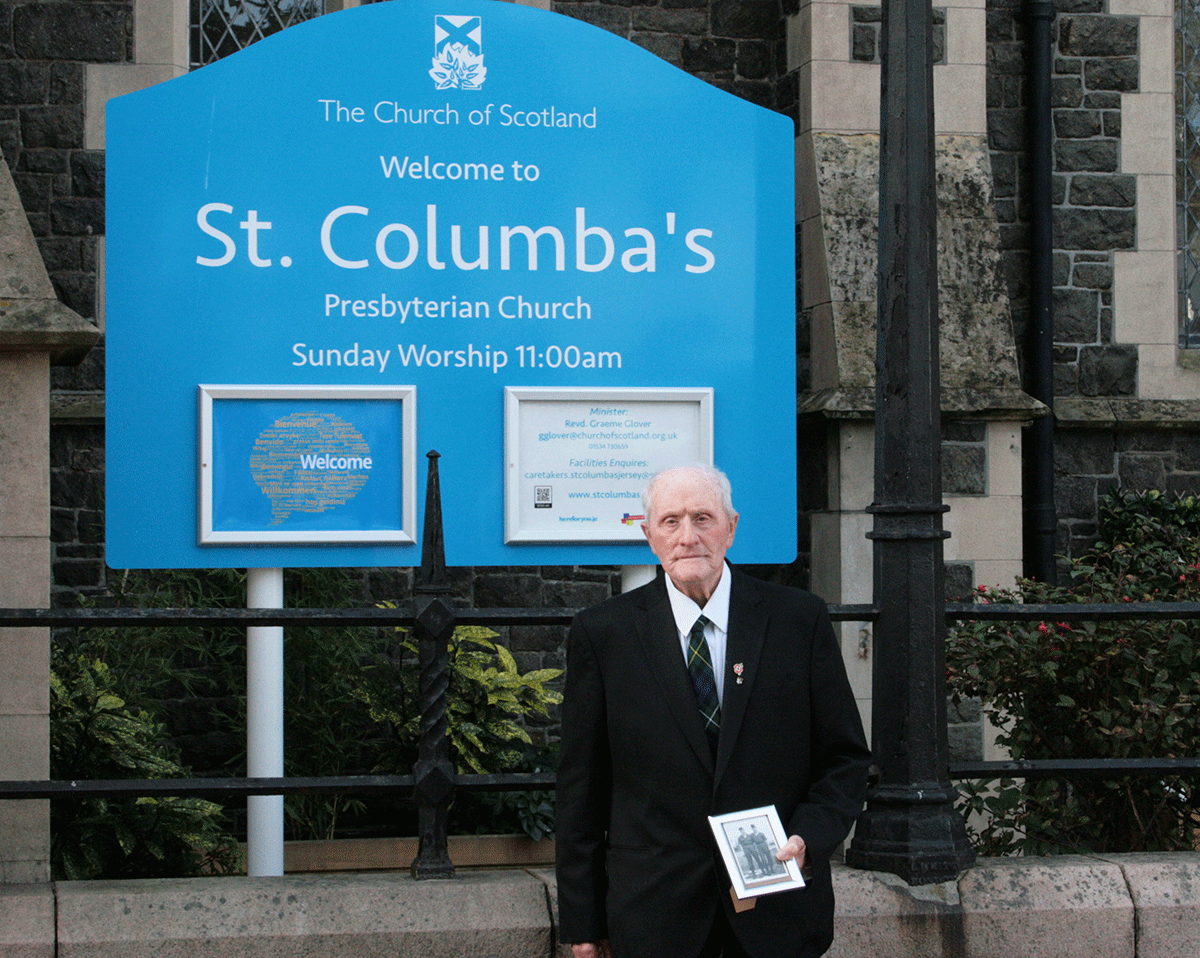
{"left": 191, "top": 0, "right": 325, "bottom": 70}
{"left": 1179, "top": 0, "right": 1200, "bottom": 346}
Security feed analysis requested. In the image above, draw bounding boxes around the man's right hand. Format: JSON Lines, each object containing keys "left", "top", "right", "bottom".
{"left": 572, "top": 941, "right": 612, "bottom": 958}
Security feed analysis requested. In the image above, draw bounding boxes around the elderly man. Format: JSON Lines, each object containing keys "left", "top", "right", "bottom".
{"left": 555, "top": 465, "right": 871, "bottom": 958}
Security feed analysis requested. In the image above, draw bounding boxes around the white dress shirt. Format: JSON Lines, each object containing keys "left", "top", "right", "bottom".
{"left": 663, "top": 562, "right": 732, "bottom": 706}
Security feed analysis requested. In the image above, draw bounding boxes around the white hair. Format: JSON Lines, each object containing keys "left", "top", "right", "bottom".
{"left": 641, "top": 464, "right": 736, "bottom": 522}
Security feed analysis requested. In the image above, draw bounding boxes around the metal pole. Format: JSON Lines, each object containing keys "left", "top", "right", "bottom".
{"left": 845, "top": 0, "right": 975, "bottom": 884}
{"left": 621, "top": 565, "right": 655, "bottom": 591}
{"left": 246, "top": 566, "right": 284, "bottom": 877}
{"left": 1023, "top": 0, "right": 1058, "bottom": 584}
{"left": 411, "top": 451, "right": 457, "bottom": 879}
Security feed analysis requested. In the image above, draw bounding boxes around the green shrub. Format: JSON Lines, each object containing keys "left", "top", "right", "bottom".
{"left": 360, "top": 620, "right": 562, "bottom": 776}
{"left": 359, "top": 617, "right": 562, "bottom": 837}
{"left": 50, "top": 648, "right": 239, "bottom": 880}
{"left": 63, "top": 570, "right": 563, "bottom": 843}
{"left": 947, "top": 490, "right": 1200, "bottom": 855}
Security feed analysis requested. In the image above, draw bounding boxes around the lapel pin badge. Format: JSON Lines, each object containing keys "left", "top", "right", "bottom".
{"left": 733, "top": 662, "right": 744, "bottom": 684}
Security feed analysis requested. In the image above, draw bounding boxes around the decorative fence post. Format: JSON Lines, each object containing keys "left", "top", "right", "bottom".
{"left": 411, "top": 451, "right": 457, "bottom": 879}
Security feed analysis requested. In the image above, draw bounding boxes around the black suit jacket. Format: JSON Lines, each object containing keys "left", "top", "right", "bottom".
{"left": 555, "top": 569, "right": 871, "bottom": 958}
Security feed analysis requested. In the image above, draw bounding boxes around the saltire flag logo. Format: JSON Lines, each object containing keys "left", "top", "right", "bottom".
{"left": 430, "top": 15, "right": 486, "bottom": 90}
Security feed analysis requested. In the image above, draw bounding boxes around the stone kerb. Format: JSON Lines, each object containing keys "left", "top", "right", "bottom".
{"left": 0, "top": 884, "right": 53, "bottom": 958}
{"left": 3, "top": 853, "right": 1196, "bottom": 958}
{"left": 1107, "top": 853, "right": 1200, "bottom": 958}
{"left": 959, "top": 856, "right": 1134, "bottom": 958}
{"left": 53, "top": 871, "right": 552, "bottom": 958}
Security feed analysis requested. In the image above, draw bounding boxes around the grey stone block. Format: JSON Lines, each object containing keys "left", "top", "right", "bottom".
{"left": 1054, "top": 139, "right": 1119, "bottom": 173}
{"left": 1084, "top": 58, "right": 1139, "bottom": 93}
{"left": 1057, "top": 474, "right": 1100, "bottom": 520}
{"left": 631, "top": 32, "right": 683, "bottom": 67}
{"left": 1172, "top": 433, "right": 1200, "bottom": 472}
{"left": 554, "top": 4, "right": 632, "bottom": 37}
{"left": 56, "top": 871, "right": 553, "bottom": 958}
{"left": 1054, "top": 286, "right": 1100, "bottom": 343}
{"left": 1054, "top": 207, "right": 1135, "bottom": 250}
{"left": 711, "top": 0, "right": 782, "bottom": 41}
{"left": 735, "top": 39, "right": 772, "bottom": 80}
{"left": 943, "top": 445, "right": 987, "bottom": 496}
{"left": 1072, "top": 262, "right": 1114, "bottom": 290}
{"left": 530, "top": 867, "right": 574, "bottom": 958}
{"left": 1079, "top": 344, "right": 1137, "bottom": 397}
{"left": 852, "top": 25, "right": 877, "bottom": 63}
{"left": 943, "top": 421, "right": 986, "bottom": 443}
{"left": 1069, "top": 173, "right": 1135, "bottom": 208}
{"left": 1054, "top": 109, "right": 1102, "bottom": 138}
{"left": 1051, "top": 75, "right": 1084, "bottom": 108}
{"left": 12, "top": 5, "right": 129, "bottom": 63}
{"left": 828, "top": 866, "right": 963, "bottom": 958}
{"left": 960, "top": 857, "right": 1134, "bottom": 958}
{"left": 1106, "top": 853, "right": 1200, "bottom": 958}
{"left": 0, "top": 62, "right": 49, "bottom": 105}
{"left": 945, "top": 562, "right": 975, "bottom": 601}
{"left": 18, "top": 107, "right": 83, "bottom": 151}
{"left": 631, "top": 9, "right": 707, "bottom": 36}
{"left": 1117, "top": 452, "right": 1167, "bottom": 491}
{"left": 49, "top": 198, "right": 103, "bottom": 236}
{"left": 0, "top": 884, "right": 53, "bottom": 958}
{"left": 682, "top": 36, "right": 737, "bottom": 73}
{"left": 947, "top": 720, "right": 983, "bottom": 762}
{"left": 1055, "top": 430, "right": 1115, "bottom": 476}
{"left": 1059, "top": 16, "right": 1139, "bottom": 57}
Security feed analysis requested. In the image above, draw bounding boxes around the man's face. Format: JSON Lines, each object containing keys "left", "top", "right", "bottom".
{"left": 641, "top": 470, "right": 738, "bottom": 604}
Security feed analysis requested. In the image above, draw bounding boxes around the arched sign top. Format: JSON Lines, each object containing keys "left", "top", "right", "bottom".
{"left": 106, "top": 0, "right": 796, "bottom": 569}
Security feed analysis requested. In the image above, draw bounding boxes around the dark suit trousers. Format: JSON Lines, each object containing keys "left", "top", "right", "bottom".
{"left": 697, "top": 909, "right": 752, "bottom": 958}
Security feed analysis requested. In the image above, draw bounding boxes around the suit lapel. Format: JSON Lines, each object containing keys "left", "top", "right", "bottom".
{"left": 635, "top": 578, "right": 715, "bottom": 772}
{"left": 715, "top": 571, "right": 768, "bottom": 783}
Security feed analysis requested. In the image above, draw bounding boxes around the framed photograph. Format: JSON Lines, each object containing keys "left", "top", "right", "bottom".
{"left": 708, "top": 805, "right": 804, "bottom": 900}
{"left": 198, "top": 384, "right": 417, "bottom": 545}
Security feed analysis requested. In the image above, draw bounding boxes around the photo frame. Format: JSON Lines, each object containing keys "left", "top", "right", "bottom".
{"left": 708, "top": 805, "right": 805, "bottom": 900}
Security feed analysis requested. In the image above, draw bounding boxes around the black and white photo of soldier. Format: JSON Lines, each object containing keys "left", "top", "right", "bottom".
{"left": 725, "top": 818, "right": 786, "bottom": 883}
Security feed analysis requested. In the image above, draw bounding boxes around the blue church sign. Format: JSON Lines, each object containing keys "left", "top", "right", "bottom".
{"left": 105, "top": 0, "right": 796, "bottom": 568}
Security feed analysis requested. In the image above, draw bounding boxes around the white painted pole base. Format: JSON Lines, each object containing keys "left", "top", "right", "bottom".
{"left": 621, "top": 565, "right": 656, "bottom": 592}
{"left": 246, "top": 567, "right": 284, "bottom": 877}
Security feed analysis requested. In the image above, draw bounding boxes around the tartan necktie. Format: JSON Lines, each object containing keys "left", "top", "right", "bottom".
{"left": 687, "top": 615, "right": 721, "bottom": 743}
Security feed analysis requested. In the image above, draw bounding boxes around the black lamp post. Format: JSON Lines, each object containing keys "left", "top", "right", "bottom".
{"left": 844, "top": 0, "right": 975, "bottom": 884}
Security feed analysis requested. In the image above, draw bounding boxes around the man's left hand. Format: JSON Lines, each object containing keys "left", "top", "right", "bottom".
{"left": 776, "top": 835, "right": 807, "bottom": 868}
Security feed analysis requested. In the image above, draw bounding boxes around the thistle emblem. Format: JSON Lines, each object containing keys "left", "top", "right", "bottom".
{"left": 431, "top": 15, "right": 487, "bottom": 90}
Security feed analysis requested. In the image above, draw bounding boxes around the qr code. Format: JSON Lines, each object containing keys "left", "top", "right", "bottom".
{"left": 534, "top": 485, "right": 552, "bottom": 508}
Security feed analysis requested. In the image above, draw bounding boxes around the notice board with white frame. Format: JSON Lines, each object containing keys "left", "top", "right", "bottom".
{"left": 198, "top": 384, "right": 417, "bottom": 545}
{"left": 504, "top": 386, "right": 712, "bottom": 543}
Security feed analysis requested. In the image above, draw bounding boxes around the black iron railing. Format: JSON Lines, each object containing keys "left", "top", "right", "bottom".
{"left": 3, "top": 457, "right": 1200, "bottom": 876}
{"left": 1, "top": 597, "right": 1199, "bottom": 873}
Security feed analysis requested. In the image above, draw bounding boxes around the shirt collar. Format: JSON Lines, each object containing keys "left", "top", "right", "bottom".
{"left": 663, "top": 561, "right": 731, "bottom": 635}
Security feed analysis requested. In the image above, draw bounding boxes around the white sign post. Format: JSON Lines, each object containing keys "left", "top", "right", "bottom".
{"left": 246, "top": 567, "right": 284, "bottom": 876}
